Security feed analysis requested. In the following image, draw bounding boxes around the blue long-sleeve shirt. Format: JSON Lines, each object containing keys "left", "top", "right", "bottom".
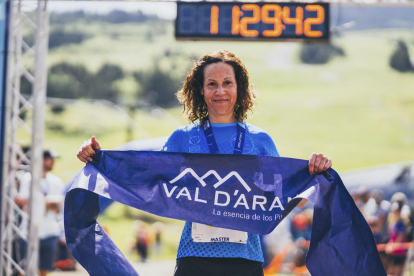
{"left": 162, "top": 121, "right": 279, "bottom": 262}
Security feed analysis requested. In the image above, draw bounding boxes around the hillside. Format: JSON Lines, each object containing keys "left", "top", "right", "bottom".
{"left": 38, "top": 17, "right": 414, "bottom": 178}
{"left": 18, "top": 12, "right": 412, "bottom": 261}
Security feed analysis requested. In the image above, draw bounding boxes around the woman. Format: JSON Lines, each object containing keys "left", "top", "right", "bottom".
{"left": 77, "top": 50, "right": 332, "bottom": 276}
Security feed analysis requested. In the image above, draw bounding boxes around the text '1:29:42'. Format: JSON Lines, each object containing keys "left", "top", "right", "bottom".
{"left": 209, "top": 4, "right": 325, "bottom": 38}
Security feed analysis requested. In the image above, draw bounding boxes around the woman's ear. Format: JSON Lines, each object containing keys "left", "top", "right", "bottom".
{"left": 201, "top": 89, "right": 204, "bottom": 95}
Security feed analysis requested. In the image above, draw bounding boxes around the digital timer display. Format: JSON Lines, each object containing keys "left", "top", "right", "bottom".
{"left": 176, "top": 2, "right": 330, "bottom": 41}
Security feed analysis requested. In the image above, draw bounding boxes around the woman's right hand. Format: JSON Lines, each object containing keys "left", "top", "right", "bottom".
{"left": 77, "top": 136, "right": 101, "bottom": 163}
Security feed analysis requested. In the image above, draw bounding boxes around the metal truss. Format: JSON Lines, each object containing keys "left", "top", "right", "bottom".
{"left": 0, "top": 0, "right": 49, "bottom": 275}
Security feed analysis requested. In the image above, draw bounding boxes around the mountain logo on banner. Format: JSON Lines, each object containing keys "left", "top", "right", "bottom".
{"left": 169, "top": 168, "right": 251, "bottom": 192}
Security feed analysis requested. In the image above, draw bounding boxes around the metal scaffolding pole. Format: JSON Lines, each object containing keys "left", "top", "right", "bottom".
{"left": 0, "top": 0, "right": 49, "bottom": 275}
{"left": 26, "top": 2, "right": 48, "bottom": 274}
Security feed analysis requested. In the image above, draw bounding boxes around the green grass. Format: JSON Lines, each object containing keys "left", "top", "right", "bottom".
{"left": 16, "top": 20, "right": 414, "bottom": 262}
{"left": 44, "top": 25, "right": 414, "bottom": 175}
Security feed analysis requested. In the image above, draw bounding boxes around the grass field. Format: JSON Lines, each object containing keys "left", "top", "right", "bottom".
{"left": 43, "top": 22, "right": 414, "bottom": 178}
{"left": 17, "top": 19, "right": 414, "bottom": 261}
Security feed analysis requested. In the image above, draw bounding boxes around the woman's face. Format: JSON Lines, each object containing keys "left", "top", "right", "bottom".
{"left": 202, "top": 62, "right": 238, "bottom": 123}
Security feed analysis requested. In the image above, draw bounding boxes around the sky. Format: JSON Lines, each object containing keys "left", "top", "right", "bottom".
{"left": 47, "top": 1, "right": 177, "bottom": 20}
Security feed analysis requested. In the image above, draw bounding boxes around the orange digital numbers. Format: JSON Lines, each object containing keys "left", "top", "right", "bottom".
{"left": 282, "top": 7, "right": 303, "bottom": 35}
{"left": 232, "top": 5, "right": 242, "bottom": 35}
{"left": 176, "top": 2, "right": 328, "bottom": 40}
{"left": 210, "top": 5, "right": 219, "bottom": 34}
{"left": 227, "top": 4, "right": 326, "bottom": 39}
{"left": 304, "top": 5, "right": 324, "bottom": 38}
{"left": 240, "top": 4, "right": 261, "bottom": 37}
{"left": 261, "top": 4, "right": 284, "bottom": 37}
{"left": 232, "top": 4, "right": 260, "bottom": 37}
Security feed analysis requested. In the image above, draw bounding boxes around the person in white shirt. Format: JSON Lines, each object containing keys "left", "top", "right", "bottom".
{"left": 17, "top": 149, "right": 65, "bottom": 276}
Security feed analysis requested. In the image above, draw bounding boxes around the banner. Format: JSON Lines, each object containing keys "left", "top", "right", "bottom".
{"left": 64, "top": 150, "right": 386, "bottom": 276}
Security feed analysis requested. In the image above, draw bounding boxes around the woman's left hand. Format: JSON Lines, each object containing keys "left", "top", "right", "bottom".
{"left": 309, "top": 153, "right": 332, "bottom": 175}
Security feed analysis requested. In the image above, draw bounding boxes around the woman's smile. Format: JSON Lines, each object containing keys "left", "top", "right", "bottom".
{"left": 213, "top": 98, "right": 229, "bottom": 103}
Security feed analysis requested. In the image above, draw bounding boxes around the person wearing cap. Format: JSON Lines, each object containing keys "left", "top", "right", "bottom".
{"left": 17, "top": 149, "right": 65, "bottom": 276}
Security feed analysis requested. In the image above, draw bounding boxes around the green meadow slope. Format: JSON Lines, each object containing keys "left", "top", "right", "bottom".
{"left": 22, "top": 19, "right": 414, "bottom": 261}
{"left": 43, "top": 21, "right": 414, "bottom": 179}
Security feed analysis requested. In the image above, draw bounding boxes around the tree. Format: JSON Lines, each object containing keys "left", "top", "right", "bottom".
{"left": 105, "top": 10, "right": 130, "bottom": 24}
{"left": 91, "top": 64, "right": 124, "bottom": 102}
{"left": 48, "top": 28, "right": 89, "bottom": 49}
{"left": 47, "top": 73, "right": 81, "bottom": 99}
{"left": 50, "top": 62, "right": 91, "bottom": 84}
{"left": 50, "top": 10, "right": 86, "bottom": 25}
{"left": 389, "top": 40, "right": 413, "bottom": 72}
{"left": 133, "top": 67, "right": 181, "bottom": 108}
{"left": 95, "top": 64, "right": 124, "bottom": 82}
{"left": 299, "top": 42, "right": 345, "bottom": 64}
{"left": 49, "top": 10, "right": 156, "bottom": 25}
{"left": 49, "top": 63, "right": 92, "bottom": 98}
{"left": 46, "top": 62, "right": 124, "bottom": 102}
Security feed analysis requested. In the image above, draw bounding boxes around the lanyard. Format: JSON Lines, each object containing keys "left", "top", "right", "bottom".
{"left": 202, "top": 119, "right": 245, "bottom": 154}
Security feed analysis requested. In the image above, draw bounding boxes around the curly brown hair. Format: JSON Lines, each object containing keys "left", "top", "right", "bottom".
{"left": 176, "top": 50, "right": 258, "bottom": 125}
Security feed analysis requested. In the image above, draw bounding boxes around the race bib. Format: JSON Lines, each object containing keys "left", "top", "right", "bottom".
{"left": 192, "top": 223, "right": 248, "bottom": 243}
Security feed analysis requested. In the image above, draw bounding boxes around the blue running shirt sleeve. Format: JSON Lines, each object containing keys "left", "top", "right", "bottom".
{"left": 161, "top": 126, "right": 190, "bottom": 153}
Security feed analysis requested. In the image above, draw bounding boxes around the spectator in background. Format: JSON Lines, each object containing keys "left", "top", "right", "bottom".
{"left": 302, "top": 209, "right": 313, "bottom": 230}
{"left": 152, "top": 222, "right": 164, "bottom": 259}
{"left": 292, "top": 212, "right": 311, "bottom": 267}
{"left": 136, "top": 223, "right": 150, "bottom": 262}
{"left": 367, "top": 216, "right": 382, "bottom": 244}
{"left": 262, "top": 213, "right": 293, "bottom": 269}
{"left": 53, "top": 236, "right": 76, "bottom": 271}
{"left": 291, "top": 213, "right": 311, "bottom": 241}
{"left": 365, "top": 190, "right": 390, "bottom": 243}
{"left": 387, "top": 193, "right": 410, "bottom": 276}
{"left": 16, "top": 149, "right": 65, "bottom": 276}
{"left": 355, "top": 186, "right": 370, "bottom": 216}
{"left": 283, "top": 210, "right": 313, "bottom": 274}
{"left": 388, "top": 193, "right": 411, "bottom": 228}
